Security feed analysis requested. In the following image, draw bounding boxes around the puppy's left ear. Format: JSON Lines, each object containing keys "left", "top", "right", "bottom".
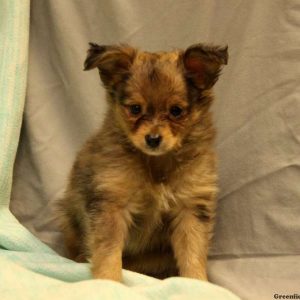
{"left": 181, "top": 44, "right": 228, "bottom": 90}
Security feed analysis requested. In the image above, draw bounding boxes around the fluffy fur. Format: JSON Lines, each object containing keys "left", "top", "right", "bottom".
{"left": 56, "top": 42, "right": 228, "bottom": 281}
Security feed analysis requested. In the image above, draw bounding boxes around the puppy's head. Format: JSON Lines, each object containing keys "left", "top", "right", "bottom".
{"left": 84, "top": 43, "right": 228, "bottom": 156}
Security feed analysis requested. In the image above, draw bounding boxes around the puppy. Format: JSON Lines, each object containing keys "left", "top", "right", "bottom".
{"left": 57, "top": 42, "right": 228, "bottom": 281}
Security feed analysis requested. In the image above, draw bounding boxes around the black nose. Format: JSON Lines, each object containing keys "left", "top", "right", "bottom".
{"left": 145, "top": 134, "right": 162, "bottom": 149}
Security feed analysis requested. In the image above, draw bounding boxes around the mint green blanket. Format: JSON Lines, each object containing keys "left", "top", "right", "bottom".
{"left": 0, "top": 1, "right": 240, "bottom": 299}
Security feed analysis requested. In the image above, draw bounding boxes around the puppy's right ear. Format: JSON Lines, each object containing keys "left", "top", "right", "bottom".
{"left": 84, "top": 43, "right": 136, "bottom": 88}
{"left": 181, "top": 43, "right": 228, "bottom": 90}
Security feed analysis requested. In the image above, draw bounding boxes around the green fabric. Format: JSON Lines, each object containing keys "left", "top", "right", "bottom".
{"left": 0, "top": 0, "right": 28, "bottom": 208}
{"left": 0, "top": 1, "right": 240, "bottom": 299}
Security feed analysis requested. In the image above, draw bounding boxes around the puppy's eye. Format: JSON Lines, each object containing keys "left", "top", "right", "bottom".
{"left": 170, "top": 105, "right": 183, "bottom": 118}
{"left": 129, "top": 104, "right": 142, "bottom": 115}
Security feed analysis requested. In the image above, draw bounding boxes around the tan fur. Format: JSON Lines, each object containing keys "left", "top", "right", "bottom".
{"left": 56, "top": 43, "right": 228, "bottom": 281}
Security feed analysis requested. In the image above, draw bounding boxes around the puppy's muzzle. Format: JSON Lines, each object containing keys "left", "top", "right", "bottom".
{"left": 145, "top": 134, "right": 162, "bottom": 149}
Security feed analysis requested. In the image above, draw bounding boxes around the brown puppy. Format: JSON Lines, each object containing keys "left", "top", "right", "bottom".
{"left": 56, "top": 43, "right": 228, "bottom": 281}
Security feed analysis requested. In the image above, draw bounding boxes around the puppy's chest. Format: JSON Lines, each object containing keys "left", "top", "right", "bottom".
{"left": 128, "top": 181, "right": 178, "bottom": 217}
{"left": 124, "top": 164, "right": 185, "bottom": 253}
{"left": 141, "top": 158, "right": 181, "bottom": 212}
{"left": 150, "top": 182, "right": 179, "bottom": 212}
{"left": 125, "top": 185, "right": 176, "bottom": 254}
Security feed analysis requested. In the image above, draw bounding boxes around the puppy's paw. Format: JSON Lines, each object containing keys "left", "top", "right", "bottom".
{"left": 180, "top": 268, "right": 208, "bottom": 281}
{"left": 92, "top": 267, "right": 122, "bottom": 282}
{"left": 91, "top": 251, "right": 123, "bottom": 282}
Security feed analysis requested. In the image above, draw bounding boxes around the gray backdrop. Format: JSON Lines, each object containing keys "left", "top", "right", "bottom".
{"left": 10, "top": 1, "right": 300, "bottom": 299}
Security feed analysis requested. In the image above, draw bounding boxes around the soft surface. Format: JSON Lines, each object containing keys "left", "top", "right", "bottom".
{"left": 7, "top": 0, "right": 300, "bottom": 299}
{"left": 0, "top": 212, "right": 239, "bottom": 300}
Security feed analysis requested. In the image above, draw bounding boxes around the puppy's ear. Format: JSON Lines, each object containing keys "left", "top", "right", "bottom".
{"left": 84, "top": 43, "right": 136, "bottom": 87}
{"left": 182, "top": 44, "right": 228, "bottom": 90}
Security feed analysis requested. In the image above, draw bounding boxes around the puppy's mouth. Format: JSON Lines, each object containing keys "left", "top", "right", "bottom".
{"left": 141, "top": 146, "right": 168, "bottom": 156}
{"left": 137, "top": 139, "right": 175, "bottom": 156}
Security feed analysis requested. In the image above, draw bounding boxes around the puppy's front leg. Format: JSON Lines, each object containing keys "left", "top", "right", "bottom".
{"left": 171, "top": 208, "right": 213, "bottom": 281}
{"left": 88, "top": 208, "right": 128, "bottom": 281}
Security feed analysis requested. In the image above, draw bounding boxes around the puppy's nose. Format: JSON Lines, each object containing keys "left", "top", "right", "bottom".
{"left": 145, "top": 134, "right": 162, "bottom": 149}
